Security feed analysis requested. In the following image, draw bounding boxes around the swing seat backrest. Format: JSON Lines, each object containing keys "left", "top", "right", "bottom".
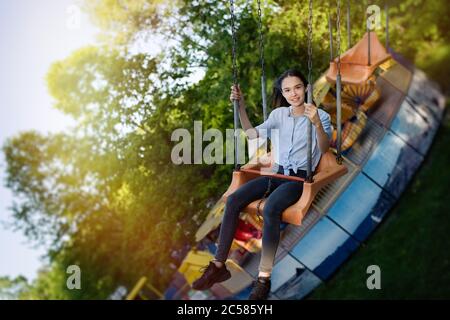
{"left": 326, "top": 32, "right": 391, "bottom": 85}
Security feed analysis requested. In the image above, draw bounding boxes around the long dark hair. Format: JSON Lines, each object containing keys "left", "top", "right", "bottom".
{"left": 271, "top": 69, "right": 309, "bottom": 108}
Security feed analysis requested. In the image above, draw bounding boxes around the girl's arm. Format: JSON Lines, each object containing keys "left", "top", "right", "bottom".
{"left": 230, "top": 85, "right": 258, "bottom": 139}
{"left": 313, "top": 121, "right": 330, "bottom": 153}
{"left": 304, "top": 103, "right": 330, "bottom": 153}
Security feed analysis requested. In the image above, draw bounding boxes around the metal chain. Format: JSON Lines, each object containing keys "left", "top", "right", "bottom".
{"left": 230, "top": 0, "right": 238, "bottom": 86}
{"left": 257, "top": 0, "right": 268, "bottom": 121}
{"left": 335, "top": 0, "right": 343, "bottom": 164}
{"left": 306, "top": 0, "right": 313, "bottom": 182}
{"left": 385, "top": 2, "right": 389, "bottom": 49}
{"left": 336, "top": 0, "right": 341, "bottom": 76}
{"left": 347, "top": 0, "right": 351, "bottom": 49}
{"left": 229, "top": 0, "right": 240, "bottom": 170}
{"left": 257, "top": 0, "right": 265, "bottom": 84}
{"left": 256, "top": 0, "right": 270, "bottom": 210}
{"left": 307, "top": 0, "right": 313, "bottom": 86}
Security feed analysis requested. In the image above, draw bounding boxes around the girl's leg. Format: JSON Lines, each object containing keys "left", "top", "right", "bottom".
{"left": 258, "top": 180, "right": 303, "bottom": 274}
{"left": 215, "top": 176, "right": 272, "bottom": 262}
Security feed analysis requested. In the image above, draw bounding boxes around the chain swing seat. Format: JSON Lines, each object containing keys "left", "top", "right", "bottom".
{"left": 223, "top": 150, "right": 347, "bottom": 226}
{"left": 326, "top": 32, "right": 391, "bottom": 85}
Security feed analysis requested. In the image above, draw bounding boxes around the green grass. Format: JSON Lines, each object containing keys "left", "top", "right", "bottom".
{"left": 309, "top": 103, "right": 450, "bottom": 299}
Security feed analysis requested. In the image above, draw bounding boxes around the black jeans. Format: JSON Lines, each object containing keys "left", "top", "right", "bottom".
{"left": 215, "top": 168, "right": 305, "bottom": 273}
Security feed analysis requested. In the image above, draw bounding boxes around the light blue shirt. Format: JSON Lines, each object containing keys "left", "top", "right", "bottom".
{"left": 255, "top": 106, "right": 332, "bottom": 174}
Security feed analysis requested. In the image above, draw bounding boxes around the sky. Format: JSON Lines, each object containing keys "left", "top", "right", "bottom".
{"left": 0, "top": 0, "right": 98, "bottom": 281}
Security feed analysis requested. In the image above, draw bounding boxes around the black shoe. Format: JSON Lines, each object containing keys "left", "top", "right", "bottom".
{"left": 192, "top": 261, "right": 231, "bottom": 291}
{"left": 248, "top": 277, "right": 271, "bottom": 300}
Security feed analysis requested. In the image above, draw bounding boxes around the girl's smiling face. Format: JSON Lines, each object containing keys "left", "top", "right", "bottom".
{"left": 281, "top": 76, "right": 306, "bottom": 107}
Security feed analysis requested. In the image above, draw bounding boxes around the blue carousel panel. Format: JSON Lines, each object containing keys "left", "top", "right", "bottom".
{"left": 271, "top": 254, "right": 322, "bottom": 300}
{"left": 289, "top": 217, "right": 359, "bottom": 281}
{"left": 363, "top": 130, "right": 424, "bottom": 199}
{"left": 326, "top": 172, "right": 395, "bottom": 243}
{"left": 369, "top": 76, "right": 405, "bottom": 128}
{"left": 390, "top": 100, "right": 437, "bottom": 156}
{"left": 408, "top": 69, "right": 446, "bottom": 119}
{"left": 405, "top": 96, "right": 441, "bottom": 131}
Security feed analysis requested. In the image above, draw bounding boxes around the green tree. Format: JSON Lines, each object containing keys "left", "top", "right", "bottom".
{"left": 0, "top": 276, "right": 30, "bottom": 300}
